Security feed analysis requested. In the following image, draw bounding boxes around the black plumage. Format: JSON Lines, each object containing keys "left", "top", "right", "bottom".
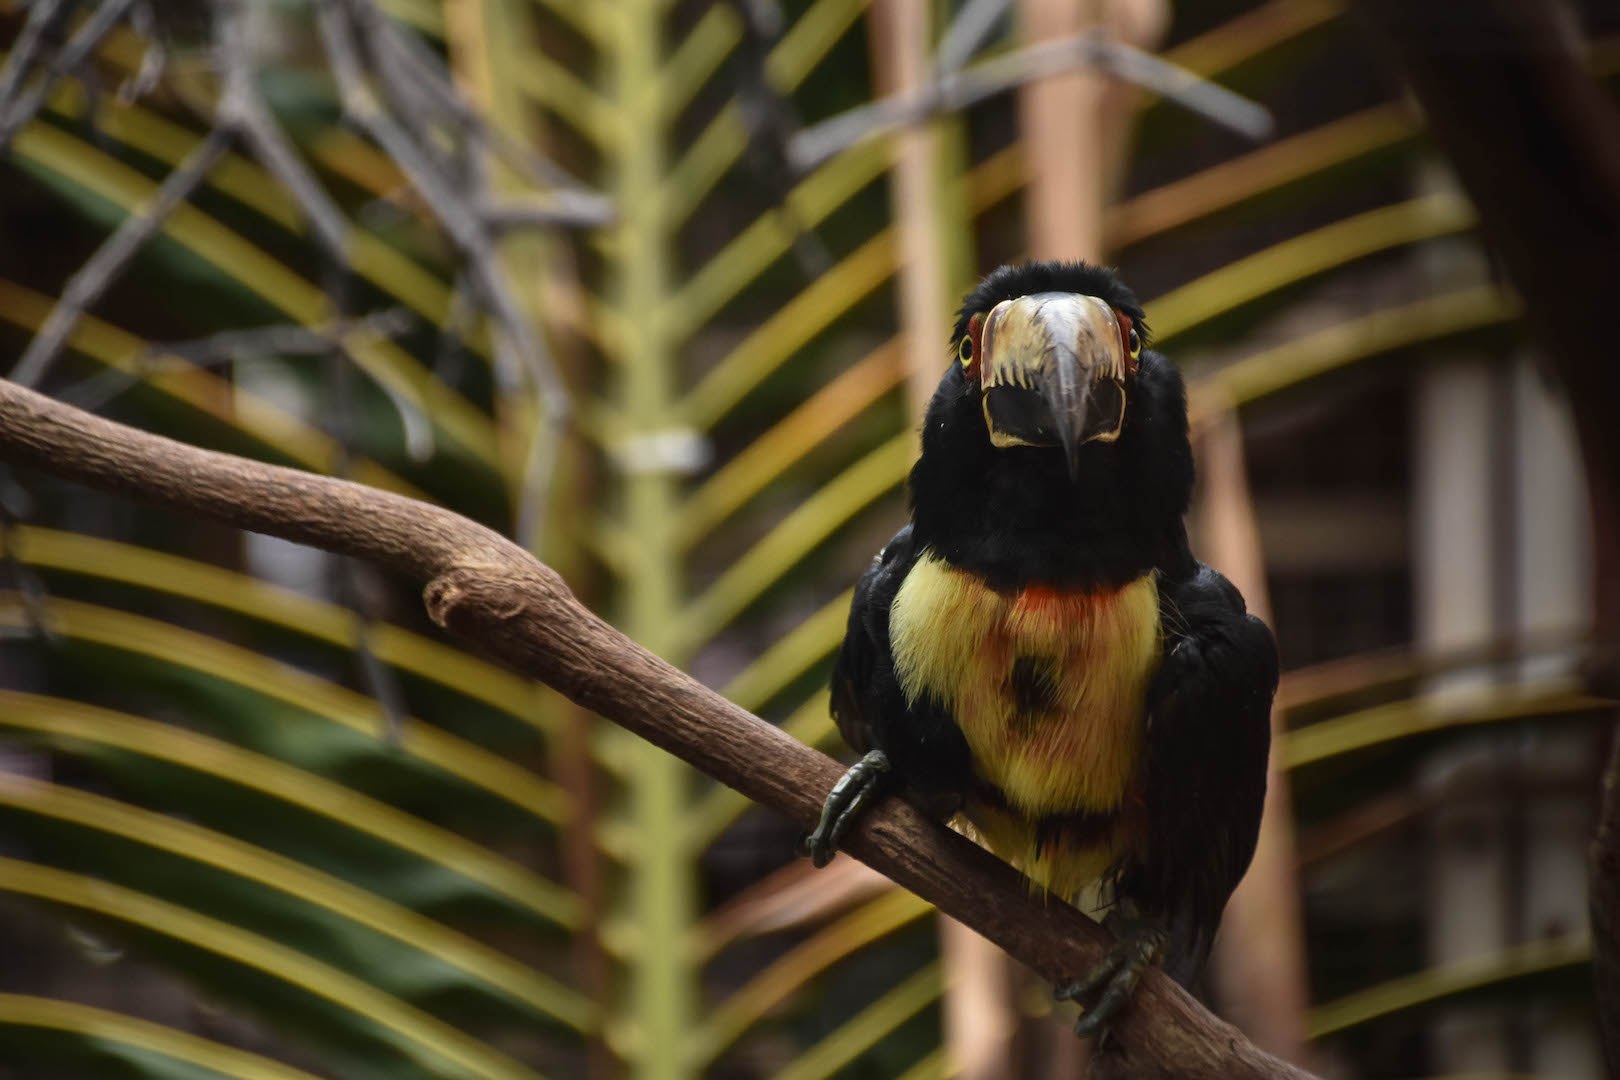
{"left": 816, "top": 260, "right": 1278, "bottom": 1016}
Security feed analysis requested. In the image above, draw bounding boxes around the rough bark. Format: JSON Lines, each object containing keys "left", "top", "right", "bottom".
{"left": 0, "top": 376, "right": 1313, "bottom": 1080}
{"left": 1352, "top": 0, "right": 1620, "bottom": 1071}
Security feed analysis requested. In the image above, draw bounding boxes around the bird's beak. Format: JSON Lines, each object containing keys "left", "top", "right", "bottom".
{"left": 978, "top": 292, "right": 1129, "bottom": 477}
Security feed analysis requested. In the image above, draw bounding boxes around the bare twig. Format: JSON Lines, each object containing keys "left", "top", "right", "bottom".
{"left": 0, "top": 0, "right": 136, "bottom": 149}
{"left": 482, "top": 194, "right": 616, "bottom": 231}
{"left": 153, "top": 309, "right": 417, "bottom": 368}
{"left": 514, "top": 418, "right": 561, "bottom": 551}
{"left": 315, "top": 0, "right": 575, "bottom": 541}
{"left": 934, "top": 0, "right": 1013, "bottom": 74}
{"left": 9, "top": 125, "right": 234, "bottom": 388}
{"left": 791, "top": 29, "right": 1273, "bottom": 173}
{"left": 0, "top": 1, "right": 77, "bottom": 108}
{"left": 117, "top": 0, "right": 166, "bottom": 104}
{"left": 56, "top": 308, "right": 418, "bottom": 413}
{"left": 0, "top": 0, "right": 114, "bottom": 148}
{"left": 340, "top": 0, "right": 608, "bottom": 222}
{"left": 431, "top": 271, "right": 477, "bottom": 389}
{"left": 6, "top": 0, "right": 352, "bottom": 389}
{"left": 329, "top": 478, "right": 408, "bottom": 744}
{"left": 318, "top": 292, "right": 434, "bottom": 464}
{"left": 211, "top": 0, "right": 349, "bottom": 264}
{"left": 2, "top": 0, "right": 591, "bottom": 543}
{"left": 352, "top": 610, "right": 408, "bottom": 744}
{"left": 350, "top": 0, "right": 606, "bottom": 206}
{"left": 723, "top": 0, "right": 832, "bottom": 276}
{"left": 1100, "top": 39, "right": 1271, "bottom": 136}
{"left": 339, "top": 361, "right": 436, "bottom": 466}
{"left": 322, "top": 281, "right": 409, "bottom": 745}
{"left": 0, "top": 376, "right": 1317, "bottom": 1080}
{"left": 315, "top": 0, "right": 569, "bottom": 448}
{"left": 5, "top": 0, "right": 350, "bottom": 370}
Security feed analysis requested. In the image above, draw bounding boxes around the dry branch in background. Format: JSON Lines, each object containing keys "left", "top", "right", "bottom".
{"left": 1, "top": 0, "right": 611, "bottom": 546}
{"left": 0, "top": 376, "right": 1316, "bottom": 1080}
{"left": 790, "top": 20, "right": 1270, "bottom": 174}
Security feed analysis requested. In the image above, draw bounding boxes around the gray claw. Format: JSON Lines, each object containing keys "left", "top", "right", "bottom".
{"left": 1056, "top": 910, "right": 1167, "bottom": 1043}
{"left": 804, "top": 749, "right": 890, "bottom": 867}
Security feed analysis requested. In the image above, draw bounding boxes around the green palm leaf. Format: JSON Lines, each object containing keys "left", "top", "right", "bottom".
{"left": 0, "top": 0, "right": 1597, "bottom": 1075}
{"left": 0, "top": 994, "right": 326, "bottom": 1080}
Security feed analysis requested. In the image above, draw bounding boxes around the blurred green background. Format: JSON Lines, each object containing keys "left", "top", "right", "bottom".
{"left": 0, "top": 0, "right": 1614, "bottom": 1077}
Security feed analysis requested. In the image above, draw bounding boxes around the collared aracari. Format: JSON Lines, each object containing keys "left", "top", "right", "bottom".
{"left": 805, "top": 261, "right": 1278, "bottom": 1038}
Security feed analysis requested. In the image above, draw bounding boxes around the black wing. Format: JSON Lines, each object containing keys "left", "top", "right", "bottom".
{"left": 1123, "top": 560, "right": 1278, "bottom": 985}
{"left": 829, "top": 525, "right": 973, "bottom": 822}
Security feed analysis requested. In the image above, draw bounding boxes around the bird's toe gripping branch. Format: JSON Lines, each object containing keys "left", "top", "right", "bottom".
{"left": 803, "top": 749, "right": 891, "bottom": 867}
{"left": 1056, "top": 908, "right": 1169, "bottom": 1042}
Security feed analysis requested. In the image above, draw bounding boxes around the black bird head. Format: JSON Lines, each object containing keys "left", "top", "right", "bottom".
{"left": 910, "top": 261, "right": 1195, "bottom": 589}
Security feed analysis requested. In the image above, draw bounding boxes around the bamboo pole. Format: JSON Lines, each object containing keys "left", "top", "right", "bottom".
{"left": 1018, "top": 0, "right": 1104, "bottom": 260}
{"left": 869, "top": 0, "right": 953, "bottom": 422}
{"left": 1016, "top": 0, "right": 1167, "bottom": 262}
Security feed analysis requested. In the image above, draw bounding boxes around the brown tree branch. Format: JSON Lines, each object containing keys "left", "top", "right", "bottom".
{"left": 0, "top": 376, "right": 1313, "bottom": 1080}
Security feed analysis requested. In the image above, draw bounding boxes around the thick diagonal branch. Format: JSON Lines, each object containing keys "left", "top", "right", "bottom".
{"left": 0, "top": 376, "right": 1312, "bottom": 1080}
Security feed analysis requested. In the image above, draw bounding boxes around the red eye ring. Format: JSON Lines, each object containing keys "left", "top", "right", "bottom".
{"left": 1115, "top": 311, "right": 1141, "bottom": 376}
{"left": 960, "top": 312, "right": 985, "bottom": 379}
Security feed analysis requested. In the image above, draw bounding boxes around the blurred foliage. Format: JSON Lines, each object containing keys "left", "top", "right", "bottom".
{"left": 0, "top": 0, "right": 1610, "bottom": 1078}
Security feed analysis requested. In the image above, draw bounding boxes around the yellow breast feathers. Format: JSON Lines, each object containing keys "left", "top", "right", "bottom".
{"left": 888, "top": 552, "right": 1162, "bottom": 817}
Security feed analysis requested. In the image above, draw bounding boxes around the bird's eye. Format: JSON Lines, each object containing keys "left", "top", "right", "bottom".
{"left": 1115, "top": 311, "right": 1143, "bottom": 376}
{"left": 959, "top": 312, "right": 985, "bottom": 380}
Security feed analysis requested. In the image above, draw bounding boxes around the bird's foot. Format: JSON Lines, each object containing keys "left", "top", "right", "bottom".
{"left": 802, "top": 749, "right": 890, "bottom": 867}
{"left": 1055, "top": 909, "right": 1168, "bottom": 1043}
